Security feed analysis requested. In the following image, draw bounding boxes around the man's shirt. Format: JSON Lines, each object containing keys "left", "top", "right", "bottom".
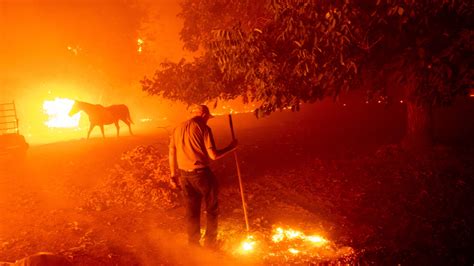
{"left": 170, "top": 116, "right": 216, "bottom": 171}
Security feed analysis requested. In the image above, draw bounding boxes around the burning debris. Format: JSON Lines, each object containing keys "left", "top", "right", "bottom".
{"left": 266, "top": 226, "right": 354, "bottom": 263}
{"left": 43, "top": 98, "right": 80, "bottom": 128}
{"left": 271, "top": 227, "right": 328, "bottom": 246}
{"left": 228, "top": 226, "right": 354, "bottom": 264}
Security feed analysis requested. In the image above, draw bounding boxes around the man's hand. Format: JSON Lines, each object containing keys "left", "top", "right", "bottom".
{"left": 230, "top": 139, "right": 238, "bottom": 149}
{"left": 170, "top": 175, "right": 181, "bottom": 190}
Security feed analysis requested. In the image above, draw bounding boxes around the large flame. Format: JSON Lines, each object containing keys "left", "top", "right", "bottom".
{"left": 43, "top": 98, "right": 80, "bottom": 128}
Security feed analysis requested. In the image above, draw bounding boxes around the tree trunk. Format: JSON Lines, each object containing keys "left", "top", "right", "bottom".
{"left": 402, "top": 101, "right": 433, "bottom": 150}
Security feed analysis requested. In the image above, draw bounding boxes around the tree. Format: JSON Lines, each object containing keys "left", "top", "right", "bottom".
{"left": 363, "top": 0, "right": 473, "bottom": 148}
{"left": 142, "top": 0, "right": 473, "bottom": 148}
{"left": 143, "top": 1, "right": 361, "bottom": 113}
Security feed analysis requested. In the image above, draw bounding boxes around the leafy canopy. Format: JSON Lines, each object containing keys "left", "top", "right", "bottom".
{"left": 363, "top": 0, "right": 473, "bottom": 106}
{"left": 142, "top": 0, "right": 473, "bottom": 115}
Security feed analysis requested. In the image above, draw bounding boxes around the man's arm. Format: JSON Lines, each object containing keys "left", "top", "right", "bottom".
{"left": 168, "top": 133, "right": 180, "bottom": 189}
{"left": 204, "top": 126, "right": 238, "bottom": 160}
{"left": 207, "top": 139, "right": 238, "bottom": 160}
{"left": 169, "top": 146, "right": 177, "bottom": 177}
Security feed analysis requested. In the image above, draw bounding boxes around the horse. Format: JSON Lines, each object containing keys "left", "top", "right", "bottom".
{"left": 68, "top": 100, "right": 133, "bottom": 139}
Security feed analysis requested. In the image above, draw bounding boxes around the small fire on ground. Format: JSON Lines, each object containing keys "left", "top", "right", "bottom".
{"left": 43, "top": 98, "right": 80, "bottom": 128}
{"left": 271, "top": 227, "right": 328, "bottom": 246}
{"left": 235, "top": 226, "right": 355, "bottom": 263}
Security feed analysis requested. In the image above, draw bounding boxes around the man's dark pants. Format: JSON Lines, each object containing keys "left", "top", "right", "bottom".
{"left": 179, "top": 168, "right": 218, "bottom": 246}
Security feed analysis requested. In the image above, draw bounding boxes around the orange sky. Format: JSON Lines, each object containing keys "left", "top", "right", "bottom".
{"left": 1, "top": 0, "right": 190, "bottom": 92}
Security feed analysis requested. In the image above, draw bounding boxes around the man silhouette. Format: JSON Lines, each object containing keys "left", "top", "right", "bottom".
{"left": 169, "top": 104, "right": 237, "bottom": 249}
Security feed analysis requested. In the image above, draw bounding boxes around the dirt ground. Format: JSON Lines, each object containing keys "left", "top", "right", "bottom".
{"left": 1, "top": 105, "right": 473, "bottom": 265}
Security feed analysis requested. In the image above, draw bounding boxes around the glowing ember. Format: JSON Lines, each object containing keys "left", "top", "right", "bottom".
{"left": 67, "top": 45, "right": 80, "bottom": 55}
{"left": 263, "top": 226, "right": 355, "bottom": 263}
{"left": 271, "top": 227, "right": 328, "bottom": 246}
{"left": 272, "top": 228, "right": 285, "bottom": 243}
{"left": 211, "top": 103, "right": 256, "bottom": 116}
{"left": 238, "top": 235, "right": 256, "bottom": 254}
{"left": 43, "top": 98, "right": 80, "bottom": 128}
{"left": 306, "top": 235, "right": 329, "bottom": 247}
{"left": 137, "top": 38, "right": 144, "bottom": 53}
{"left": 230, "top": 226, "right": 354, "bottom": 262}
{"left": 285, "top": 229, "right": 304, "bottom": 239}
{"left": 242, "top": 240, "right": 254, "bottom": 251}
{"left": 139, "top": 118, "right": 153, "bottom": 122}
{"left": 288, "top": 248, "right": 300, "bottom": 254}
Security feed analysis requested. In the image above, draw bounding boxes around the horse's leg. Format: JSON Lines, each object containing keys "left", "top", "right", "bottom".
{"left": 100, "top": 125, "right": 105, "bottom": 138}
{"left": 120, "top": 118, "right": 133, "bottom": 136}
{"left": 87, "top": 124, "right": 95, "bottom": 139}
{"left": 127, "top": 122, "right": 133, "bottom": 136}
{"left": 124, "top": 120, "right": 133, "bottom": 136}
{"left": 115, "top": 121, "right": 120, "bottom": 137}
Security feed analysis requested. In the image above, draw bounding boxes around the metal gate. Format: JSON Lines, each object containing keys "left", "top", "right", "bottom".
{"left": 0, "top": 101, "right": 28, "bottom": 158}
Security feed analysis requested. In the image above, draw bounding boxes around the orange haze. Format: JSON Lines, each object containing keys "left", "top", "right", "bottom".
{"left": 0, "top": 0, "right": 195, "bottom": 144}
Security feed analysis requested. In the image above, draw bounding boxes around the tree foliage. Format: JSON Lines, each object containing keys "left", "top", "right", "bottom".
{"left": 364, "top": 0, "right": 473, "bottom": 106}
{"left": 178, "top": 0, "right": 269, "bottom": 52}
{"left": 141, "top": 0, "right": 473, "bottom": 116}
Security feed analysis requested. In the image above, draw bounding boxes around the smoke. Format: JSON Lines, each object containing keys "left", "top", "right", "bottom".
{"left": 0, "top": 0, "right": 195, "bottom": 144}
{"left": 135, "top": 225, "right": 243, "bottom": 266}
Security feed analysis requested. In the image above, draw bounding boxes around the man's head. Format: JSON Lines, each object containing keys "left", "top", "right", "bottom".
{"left": 190, "top": 104, "right": 214, "bottom": 121}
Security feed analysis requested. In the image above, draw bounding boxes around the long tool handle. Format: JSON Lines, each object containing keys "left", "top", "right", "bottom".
{"left": 229, "top": 113, "right": 236, "bottom": 140}
{"left": 228, "top": 114, "right": 250, "bottom": 233}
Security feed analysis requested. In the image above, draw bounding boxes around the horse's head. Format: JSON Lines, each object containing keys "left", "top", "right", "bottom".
{"left": 68, "top": 101, "right": 81, "bottom": 116}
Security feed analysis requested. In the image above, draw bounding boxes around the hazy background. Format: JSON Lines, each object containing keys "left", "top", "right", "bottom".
{"left": 0, "top": 0, "right": 195, "bottom": 143}
{"left": 1, "top": 0, "right": 473, "bottom": 145}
